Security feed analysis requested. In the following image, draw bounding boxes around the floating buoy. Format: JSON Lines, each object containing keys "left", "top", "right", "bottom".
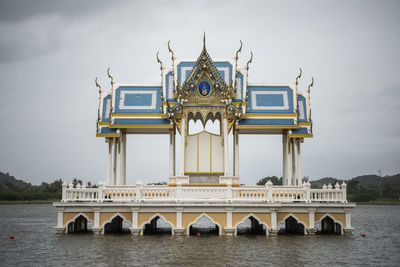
{"left": 197, "top": 233, "right": 201, "bottom": 237}
{"left": 361, "top": 233, "right": 366, "bottom": 237}
{"left": 9, "top": 236, "right": 14, "bottom": 239}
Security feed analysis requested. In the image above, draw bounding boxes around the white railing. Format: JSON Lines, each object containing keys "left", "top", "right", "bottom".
{"left": 61, "top": 181, "right": 348, "bottom": 203}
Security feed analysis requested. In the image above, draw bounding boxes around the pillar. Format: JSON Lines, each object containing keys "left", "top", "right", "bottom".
{"left": 233, "top": 127, "right": 239, "bottom": 177}
{"left": 344, "top": 208, "right": 352, "bottom": 230}
{"left": 291, "top": 139, "right": 296, "bottom": 186}
{"left": 55, "top": 208, "right": 65, "bottom": 233}
{"left": 112, "top": 137, "right": 117, "bottom": 185}
{"left": 270, "top": 208, "right": 278, "bottom": 235}
{"left": 223, "top": 117, "right": 229, "bottom": 176}
{"left": 307, "top": 208, "right": 316, "bottom": 234}
{"left": 93, "top": 208, "right": 102, "bottom": 234}
{"left": 116, "top": 137, "right": 121, "bottom": 185}
{"left": 296, "top": 139, "right": 302, "bottom": 186}
{"left": 169, "top": 127, "right": 176, "bottom": 177}
{"left": 130, "top": 207, "right": 141, "bottom": 235}
{"left": 282, "top": 131, "right": 290, "bottom": 185}
{"left": 120, "top": 132, "right": 127, "bottom": 185}
{"left": 107, "top": 138, "right": 113, "bottom": 186}
{"left": 173, "top": 207, "right": 185, "bottom": 235}
{"left": 224, "top": 207, "right": 235, "bottom": 236}
{"left": 179, "top": 117, "right": 186, "bottom": 176}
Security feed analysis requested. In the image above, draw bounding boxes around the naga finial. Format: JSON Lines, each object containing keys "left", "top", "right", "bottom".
{"left": 95, "top": 77, "right": 102, "bottom": 94}
{"left": 245, "top": 51, "right": 253, "bottom": 71}
{"left": 235, "top": 40, "right": 242, "bottom": 63}
{"left": 295, "top": 68, "right": 302, "bottom": 86}
{"left": 107, "top": 67, "right": 114, "bottom": 86}
{"left": 168, "top": 40, "right": 175, "bottom": 62}
{"left": 156, "top": 51, "right": 163, "bottom": 71}
{"left": 203, "top": 32, "right": 206, "bottom": 50}
{"left": 307, "top": 77, "right": 314, "bottom": 94}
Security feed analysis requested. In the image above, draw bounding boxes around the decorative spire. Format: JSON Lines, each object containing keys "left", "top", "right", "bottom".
{"left": 295, "top": 68, "right": 302, "bottom": 86}
{"left": 167, "top": 40, "right": 175, "bottom": 62}
{"left": 235, "top": 40, "right": 242, "bottom": 64}
{"left": 245, "top": 52, "right": 253, "bottom": 71}
{"left": 307, "top": 77, "right": 314, "bottom": 94}
{"left": 203, "top": 32, "right": 206, "bottom": 51}
{"left": 95, "top": 77, "right": 102, "bottom": 94}
{"left": 107, "top": 67, "right": 114, "bottom": 86}
{"left": 156, "top": 51, "right": 163, "bottom": 71}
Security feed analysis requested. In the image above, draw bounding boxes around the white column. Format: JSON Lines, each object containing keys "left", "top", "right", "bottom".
{"left": 308, "top": 208, "right": 316, "bottom": 229}
{"left": 223, "top": 117, "right": 229, "bottom": 176}
{"left": 121, "top": 132, "right": 127, "bottom": 185}
{"left": 130, "top": 207, "right": 141, "bottom": 235}
{"left": 176, "top": 210, "right": 182, "bottom": 228}
{"left": 282, "top": 131, "right": 290, "bottom": 185}
{"left": 179, "top": 118, "right": 186, "bottom": 176}
{"left": 291, "top": 139, "right": 296, "bottom": 186}
{"left": 345, "top": 209, "right": 352, "bottom": 229}
{"left": 116, "top": 137, "right": 121, "bottom": 185}
{"left": 270, "top": 208, "right": 278, "bottom": 234}
{"left": 57, "top": 208, "right": 63, "bottom": 228}
{"left": 233, "top": 127, "right": 239, "bottom": 177}
{"left": 112, "top": 137, "right": 117, "bottom": 185}
{"left": 107, "top": 139, "right": 113, "bottom": 186}
{"left": 169, "top": 128, "right": 176, "bottom": 177}
{"left": 296, "top": 139, "right": 302, "bottom": 186}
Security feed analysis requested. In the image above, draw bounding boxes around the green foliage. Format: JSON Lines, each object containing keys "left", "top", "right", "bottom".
{"left": 0, "top": 179, "right": 63, "bottom": 201}
{"left": 256, "top": 176, "right": 282, "bottom": 185}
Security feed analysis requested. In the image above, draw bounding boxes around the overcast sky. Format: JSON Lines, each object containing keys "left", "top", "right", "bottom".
{"left": 0, "top": 0, "right": 399, "bottom": 185}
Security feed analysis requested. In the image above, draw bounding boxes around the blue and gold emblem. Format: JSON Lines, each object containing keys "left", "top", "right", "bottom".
{"left": 198, "top": 81, "right": 211, "bottom": 97}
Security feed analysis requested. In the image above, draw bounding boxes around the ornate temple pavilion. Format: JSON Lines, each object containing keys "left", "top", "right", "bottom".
{"left": 53, "top": 38, "right": 355, "bottom": 236}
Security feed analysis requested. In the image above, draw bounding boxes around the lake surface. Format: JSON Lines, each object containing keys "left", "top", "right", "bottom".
{"left": 0, "top": 204, "right": 399, "bottom": 266}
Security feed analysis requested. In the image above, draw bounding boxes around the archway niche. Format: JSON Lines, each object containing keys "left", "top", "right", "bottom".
{"left": 67, "top": 215, "right": 91, "bottom": 234}
{"left": 278, "top": 216, "right": 305, "bottom": 235}
{"left": 316, "top": 216, "right": 341, "bottom": 235}
{"left": 143, "top": 216, "right": 172, "bottom": 235}
{"left": 189, "top": 215, "right": 219, "bottom": 236}
{"left": 104, "top": 215, "right": 131, "bottom": 234}
{"left": 236, "top": 216, "right": 266, "bottom": 235}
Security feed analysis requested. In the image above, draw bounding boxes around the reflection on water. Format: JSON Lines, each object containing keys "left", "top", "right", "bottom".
{"left": 0, "top": 204, "right": 399, "bottom": 266}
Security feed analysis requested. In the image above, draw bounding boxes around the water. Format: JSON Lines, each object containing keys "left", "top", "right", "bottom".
{"left": 0, "top": 204, "right": 399, "bottom": 266}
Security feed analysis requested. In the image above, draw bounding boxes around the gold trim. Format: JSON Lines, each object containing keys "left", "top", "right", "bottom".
{"left": 241, "top": 113, "right": 298, "bottom": 118}
{"left": 112, "top": 113, "right": 168, "bottom": 118}
{"left": 168, "top": 183, "right": 241, "bottom": 187}
{"left": 109, "top": 124, "right": 173, "bottom": 129}
{"left": 289, "top": 134, "right": 313, "bottom": 138}
{"left": 236, "top": 125, "right": 300, "bottom": 129}
{"left": 210, "top": 134, "right": 212, "bottom": 172}
{"left": 184, "top": 172, "right": 225, "bottom": 175}
{"left": 298, "top": 122, "right": 312, "bottom": 126}
{"left": 98, "top": 122, "right": 110, "bottom": 126}
{"left": 163, "top": 102, "right": 176, "bottom": 106}
{"left": 232, "top": 102, "right": 248, "bottom": 107}
{"left": 197, "top": 134, "right": 199, "bottom": 172}
{"left": 96, "top": 133, "right": 120, "bottom": 138}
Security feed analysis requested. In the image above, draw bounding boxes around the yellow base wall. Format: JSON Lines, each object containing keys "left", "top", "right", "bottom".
{"left": 182, "top": 212, "right": 227, "bottom": 235}
{"left": 100, "top": 212, "right": 132, "bottom": 227}
{"left": 277, "top": 212, "right": 309, "bottom": 227}
{"left": 138, "top": 212, "right": 177, "bottom": 228}
{"left": 63, "top": 212, "right": 94, "bottom": 226}
{"left": 315, "top": 212, "right": 346, "bottom": 226}
{"left": 232, "top": 213, "right": 271, "bottom": 228}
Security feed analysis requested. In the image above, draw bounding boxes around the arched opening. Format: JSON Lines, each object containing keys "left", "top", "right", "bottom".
{"left": 104, "top": 215, "right": 131, "bottom": 234}
{"left": 236, "top": 216, "right": 267, "bottom": 235}
{"left": 67, "top": 215, "right": 91, "bottom": 234}
{"left": 189, "top": 215, "right": 219, "bottom": 236}
{"left": 143, "top": 216, "right": 172, "bottom": 235}
{"left": 278, "top": 216, "right": 305, "bottom": 235}
{"left": 317, "top": 216, "right": 341, "bottom": 235}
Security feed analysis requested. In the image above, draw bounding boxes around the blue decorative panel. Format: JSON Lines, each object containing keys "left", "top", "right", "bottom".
{"left": 233, "top": 71, "right": 244, "bottom": 101}
{"left": 113, "top": 118, "right": 170, "bottom": 125}
{"left": 100, "top": 127, "right": 116, "bottom": 133}
{"left": 297, "top": 95, "right": 307, "bottom": 122}
{"left": 115, "top": 86, "right": 162, "bottom": 113}
{"left": 166, "top": 71, "right": 175, "bottom": 101}
{"left": 101, "top": 95, "right": 111, "bottom": 122}
{"left": 177, "top": 61, "right": 233, "bottom": 84}
{"left": 247, "top": 86, "right": 294, "bottom": 113}
{"left": 239, "top": 118, "right": 296, "bottom": 125}
{"left": 291, "top": 127, "right": 309, "bottom": 134}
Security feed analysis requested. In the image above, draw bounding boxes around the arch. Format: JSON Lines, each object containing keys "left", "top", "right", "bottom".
{"left": 140, "top": 213, "right": 174, "bottom": 235}
{"left": 66, "top": 213, "right": 93, "bottom": 234}
{"left": 233, "top": 213, "right": 269, "bottom": 236}
{"left": 102, "top": 213, "right": 131, "bottom": 234}
{"left": 186, "top": 213, "right": 223, "bottom": 236}
{"left": 315, "top": 213, "right": 343, "bottom": 235}
{"left": 277, "top": 213, "right": 307, "bottom": 235}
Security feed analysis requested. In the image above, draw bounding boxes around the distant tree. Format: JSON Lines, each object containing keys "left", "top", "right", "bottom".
{"left": 256, "top": 176, "right": 282, "bottom": 185}
{"left": 72, "top": 178, "right": 78, "bottom": 188}
{"left": 87, "top": 181, "right": 92, "bottom": 188}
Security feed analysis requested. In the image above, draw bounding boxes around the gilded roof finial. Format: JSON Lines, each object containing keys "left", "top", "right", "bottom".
{"left": 156, "top": 51, "right": 163, "bottom": 71}
{"left": 167, "top": 40, "right": 175, "bottom": 62}
{"left": 107, "top": 67, "right": 114, "bottom": 86}
{"left": 245, "top": 52, "right": 253, "bottom": 71}
{"left": 203, "top": 32, "right": 206, "bottom": 50}
{"left": 307, "top": 77, "right": 314, "bottom": 94}
{"left": 295, "top": 68, "right": 302, "bottom": 86}
{"left": 95, "top": 77, "right": 102, "bottom": 94}
{"left": 235, "top": 40, "right": 242, "bottom": 63}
